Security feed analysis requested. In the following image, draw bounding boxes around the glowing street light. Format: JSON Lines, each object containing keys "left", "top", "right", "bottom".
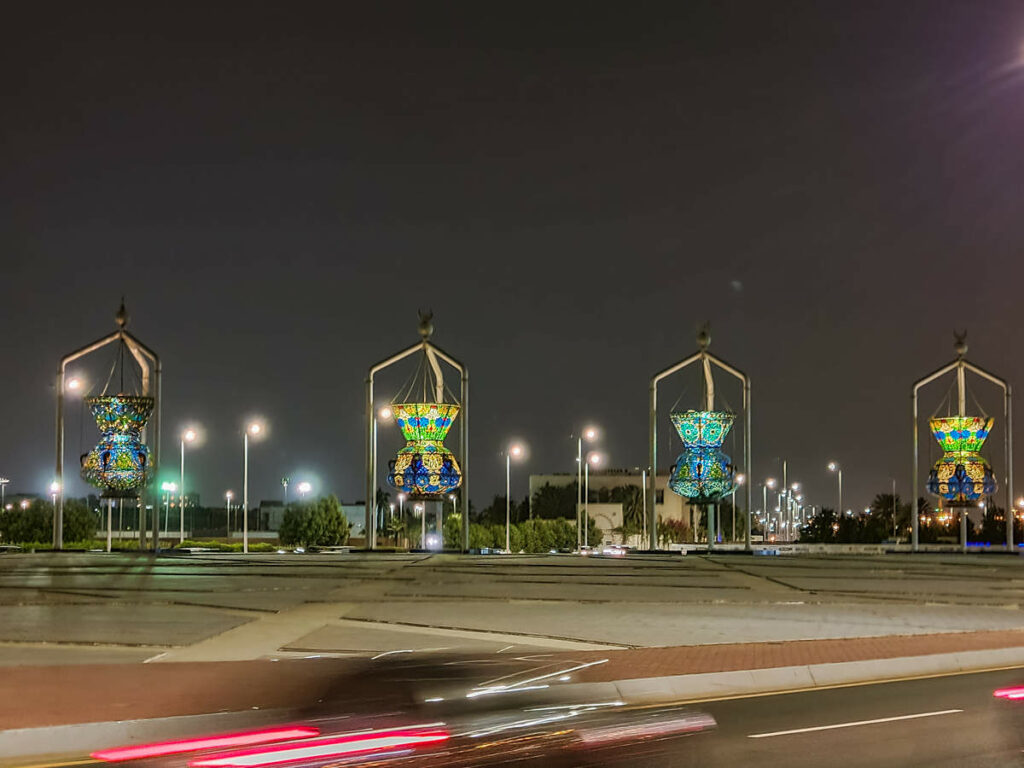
{"left": 49, "top": 481, "right": 60, "bottom": 510}
{"left": 243, "top": 421, "right": 265, "bottom": 554}
{"left": 378, "top": 406, "right": 393, "bottom": 421}
{"left": 827, "top": 461, "right": 843, "bottom": 517}
{"left": 225, "top": 490, "right": 234, "bottom": 537}
{"left": 297, "top": 481, "right": 312, "bottom": 498}
{"left": 415, "top": 503, "right": 425, "bottom": 549}
{"left": 731, "top": 473, "right": 746, "bottom": 543}
{"left": 761, "top": 478, "right": 777, "bottom": 537}
{"left": 179, "top": 428, "right": 198, "bottom": 544}
{"left": 505, "top": 444, "right": 525, "bottom": 553}
{"left": 575, "top": 426, "right": 599, "bottom": 549}
{"left": 584, "top": 451, "right": 602, "bottom": 548}
{"left": 160, "top": 481, "right": 177, "bottom": 541}
{"left": 66, "top": 377, "right": 82, "bottom": 391}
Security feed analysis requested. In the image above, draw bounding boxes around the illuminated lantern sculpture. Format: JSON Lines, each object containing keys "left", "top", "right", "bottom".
{"left": 668, "top": 410, "right": 736, "bottom": 503}
{"left": 386, "top": 402, "right": 462, "bottom": 498}
{"left": 926, "top": 415, "right": 997, "bottom": 505}
{"left": 81, "top": 395, "right": 155, "bottom": 496}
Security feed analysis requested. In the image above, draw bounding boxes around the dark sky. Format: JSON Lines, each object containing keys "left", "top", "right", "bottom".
{"left": 3, "top": 2, "right": 1024, "bottom": 514}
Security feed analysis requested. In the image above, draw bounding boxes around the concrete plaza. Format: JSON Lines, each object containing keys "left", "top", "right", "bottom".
{"left": 0, "top": 550, "right": 1022, "bottom": 665}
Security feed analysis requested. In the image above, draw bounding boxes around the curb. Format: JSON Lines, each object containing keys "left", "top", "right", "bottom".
{"left": 3, "top": 646, "right": 1023, "bottom": 761}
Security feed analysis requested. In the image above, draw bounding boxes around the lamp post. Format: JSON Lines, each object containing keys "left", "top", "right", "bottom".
{"left": 505, "top": 444, "right": 523, "bottom": 553}
{"left": 160, "top": 482, "right": 176, "bottom": 544}
{"left": 828, "top": 461, "right": 843, "bottom": 516}
{"left": 788, "top": 483, "right": 801, "bottom": 543}
{"left": 180, "top": 429, "right": 196, "bottom": 544}
{"left": 891, "top": 477, "right": 897, "bottom": 540}
{"left": 281, "top": 477, "right": 290, "bottom": 505}
{"left": 49, "top": 481, "right": 60, "bottom": 511}
{"left": 0, "top": 478, "right": 8, "bottom": 509}
{"left": 584, "top": 452, "right": 602, "bottom": 548}
{"left": 732, "top": 473, "right": 746, "bottom": 543}
{"left": 243, "top": 422, "right": 263, "bottom": 554}
{"left": 575, "top": 427, "right": 598, "bottom": 549}
{"left": 763, "top": 478, "right": 776, "bottom": 540}
{"left": 416, "top": 503, "right": 425, "bottom": 549}
{"left": 225, "top": 491, "right": 233, "bottom": 537}
{"left": 297, "top": 481, "right": 312, "bottom": 499}
{"left": 396, "top": 492, "right": 405, "bottom": 547}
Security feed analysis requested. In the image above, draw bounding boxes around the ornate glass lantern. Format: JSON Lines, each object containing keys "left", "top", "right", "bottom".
{"left": 668, "top": 410, "right": 736, "bottom": 503}
{"left": 926, "top": 415, "right": 997, "bottom": 505}
{"left": 386, "top": 402, "right": 462, "bottom": 498}
{"left": 80, "top": 395, "right": 155, "bottom": 497}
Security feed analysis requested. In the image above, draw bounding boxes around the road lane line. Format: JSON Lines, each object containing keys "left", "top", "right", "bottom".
{"left": 747, "top": 709, "right": 963, "bottom": 738}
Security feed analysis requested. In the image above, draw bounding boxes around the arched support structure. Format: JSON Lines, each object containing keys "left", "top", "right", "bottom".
{"left": 647, "top": 327, "right": 752, "bottom": 551}
{"left": 365, "top": 313, "right": 469, "bottom": 551}
{"left": 911, "top": 334, "right": 1013, "bottom": 551}
{"left": 55, "top": 302, "right": 161, "bottom": 550}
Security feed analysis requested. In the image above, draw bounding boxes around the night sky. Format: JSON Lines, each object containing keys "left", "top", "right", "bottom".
{"left": 3, "top": 2, "right": 1024, "bottom": 514}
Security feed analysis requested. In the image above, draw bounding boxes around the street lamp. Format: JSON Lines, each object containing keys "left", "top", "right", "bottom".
{"left": 225, "top": 490, "right": 233, "bottom": 537}
{"left": 732, "top": 473, "right": 746, "bottom": 543}
{"left": 415, "top": 503, "right": 425, "bottom": 549}
{"left": 827, "top": 461, "right": 843, "bottom": 516}
{"left": 584, "top": 452, "right": 602, "bottom": 548}
{"left": 505, "top": 444, "right": 524, "bottom": 553}
{"left": 180, "top": 428, "right": 197, "bottom": 544}
{"left": 160, "top": 482, "right": 177, "bottom": 543}
{"left": 397, "top": 492, "right": 406, "bottom": 546}
{"left": 297, "top": 481, "right": 312, "bottom": 499}
{"left": 575, "top": 427, "right": 599, "bottom": 549}
{"left": 763, "top": 478, "right": 776, "bottom": 540}
{"left": 0, "top": 478, "right": 8, "bottom": 509}
{"left": 243, "top": 421, "right": 264, "bottom": 554}
{"left": 49, "top": 481, "right": 60, "bottom": 511}
{"left": 281, "top": 477, "right": 290, "bottom": 505}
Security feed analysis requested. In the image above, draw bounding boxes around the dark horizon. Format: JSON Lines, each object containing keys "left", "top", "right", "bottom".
{"left": 3, "top": 2, "right": 1024, "bottom": 514}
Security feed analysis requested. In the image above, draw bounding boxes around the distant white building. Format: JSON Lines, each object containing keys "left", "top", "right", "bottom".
{"left": 528, "top": 469, "right": 713, "bottom": 545}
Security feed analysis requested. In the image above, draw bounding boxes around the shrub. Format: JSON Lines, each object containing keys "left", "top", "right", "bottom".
{"left": 279, "top": 495, "right": 351, "bottom": 547}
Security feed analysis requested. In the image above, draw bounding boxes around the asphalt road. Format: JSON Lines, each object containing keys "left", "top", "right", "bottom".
{"left": 683, "top": 667, "right": 1024, "bottom": 767}
{"left": 6, "top": 667, "right": 1021, "bottom": 768}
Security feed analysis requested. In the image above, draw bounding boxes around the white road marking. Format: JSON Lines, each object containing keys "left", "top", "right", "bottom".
{"left": 748, "top": 709, "right": 963, "bottom": 738}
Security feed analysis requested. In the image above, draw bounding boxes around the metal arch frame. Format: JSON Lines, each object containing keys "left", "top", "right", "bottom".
{"left": 911, "top": 355, "right": 1013, "bottom": 552}
{"left": 365, "top": 336, "right": 469, "bottom": 552}
{"left": 55, "top": 311, "right": 161, "bottom": 551}
{"left": 647, "top": 337, "right": 752, "bottom": 551}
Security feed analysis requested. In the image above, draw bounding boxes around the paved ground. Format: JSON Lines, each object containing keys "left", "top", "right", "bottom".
{"left": 1, "top": 550, "right": 1023, "bottom": 757}
{"left": 1, "top": 551, "right": 1023, "bottom": 664}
